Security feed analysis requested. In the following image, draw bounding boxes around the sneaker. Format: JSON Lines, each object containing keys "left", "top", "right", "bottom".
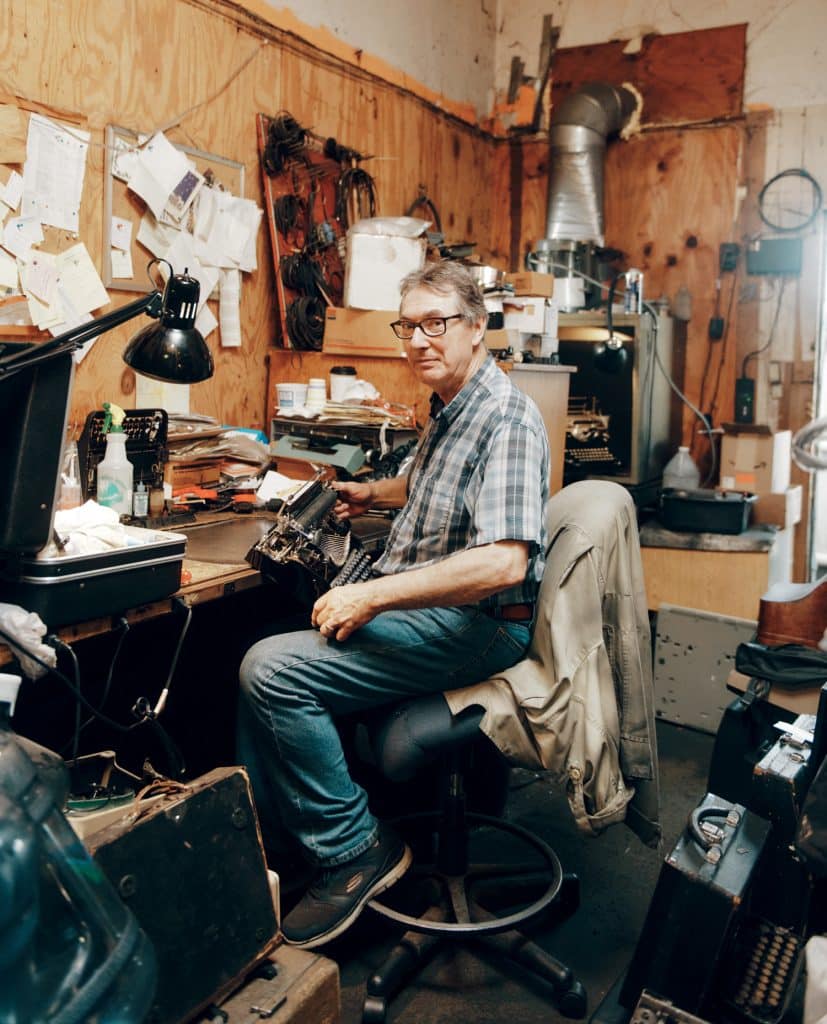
{"left": 281, "top": 825, "right": 412, "bottom": 949}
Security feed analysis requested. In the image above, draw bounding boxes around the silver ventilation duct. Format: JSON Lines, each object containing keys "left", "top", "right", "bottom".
{"left": 544, "top": 82, "right": 638, "bottom": 245}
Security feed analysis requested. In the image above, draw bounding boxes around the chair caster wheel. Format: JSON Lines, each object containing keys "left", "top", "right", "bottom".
{"left": 557, "top": 980, "right": 588, "bottom": 1019}
{"left": 362, "top": 994, "right": 388, "bottom": 1023}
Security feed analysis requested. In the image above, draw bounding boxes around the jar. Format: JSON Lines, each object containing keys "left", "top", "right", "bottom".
{"left": 329, "top": 366, "right": 357, "bottom": 402}
{"left": 306, "top": 378, "right": 327, "bottom": 411}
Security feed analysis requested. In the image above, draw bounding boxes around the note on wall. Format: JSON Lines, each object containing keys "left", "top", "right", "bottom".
{"left": 21, "top": 113, "right": 89, "bottom": 234}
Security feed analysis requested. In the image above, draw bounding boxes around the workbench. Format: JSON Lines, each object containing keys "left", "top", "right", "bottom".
{"left": 639, "top": 520, "right": 788, "bottom": 621}
{"left": 0, "top": 515, "right": 269, "bottom": 668}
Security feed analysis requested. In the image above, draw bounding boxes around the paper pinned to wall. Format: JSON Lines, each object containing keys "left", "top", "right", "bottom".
{"left": 2, "top": 216, "right": 43, "bottom": 261}
{"left": 0, "top": 249, "right": 18, "bottom": 290}
{"left": 0, "top": 170, "right": 23, "bottom": 211}
{"left": 195, "top": 302, "right": 218, "bottom": 339}
{"left": 110, "top": 247, "right": 133, "bottom": 279}
{"left": 56, "top": 242, "right": 109, "bottom": 313}
{"left": 127, "top": 131, "right": 195, "bottom": 221}
{"left": 218, "top": 268, "right": 242, "bottom": 347}
{"left": 110, "top": 216, "right": 132, "bottom": 251}
{"left": 21, "top": 114, "right": 89, "bottom": 234}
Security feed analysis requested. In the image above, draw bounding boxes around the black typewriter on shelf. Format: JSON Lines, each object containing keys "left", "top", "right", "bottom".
{"left": 246, "top": 473, "right": 376, "bottom": 588}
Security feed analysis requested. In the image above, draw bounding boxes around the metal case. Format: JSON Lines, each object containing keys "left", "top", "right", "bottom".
{"left": 0, "top": 526, "right": 186, "bottom": 628}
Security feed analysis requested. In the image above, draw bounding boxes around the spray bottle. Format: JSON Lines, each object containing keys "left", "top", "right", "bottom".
{"left": 96, "top": 402, "right": 133, "bottom": 516}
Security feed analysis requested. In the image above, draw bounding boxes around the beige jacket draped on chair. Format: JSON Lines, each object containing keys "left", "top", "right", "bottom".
{"left": 446, "top": 479, "right": 661, "bottom": 848}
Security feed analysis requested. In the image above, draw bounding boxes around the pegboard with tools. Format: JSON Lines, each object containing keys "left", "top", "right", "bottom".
{"left": 257, "top": 111, "right": 378, "bottom": 351}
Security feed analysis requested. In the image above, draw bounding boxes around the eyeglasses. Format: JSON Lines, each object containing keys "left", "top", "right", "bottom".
{"left": 389, "top": 314, "right": 464, "bottom": 340}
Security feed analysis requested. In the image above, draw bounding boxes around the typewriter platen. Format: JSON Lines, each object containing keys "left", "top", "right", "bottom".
{"left": 246, "top": 473, "right": 376, "bottom": 588}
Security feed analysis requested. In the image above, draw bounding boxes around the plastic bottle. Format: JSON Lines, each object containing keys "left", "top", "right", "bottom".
{"left": 57, "top": 439, "right": 82, "bottom": 510}
{"left": 96, "top": 402, "right": 133, "bottom": 516}
{"left": 0, "top": 673, "right": 157, "bottom": 1021}
{"left": 132, "top": 479, "right": 149, "bottom": 519}
{"left": 662, "top": 445, "right": 701, "bottom": 490}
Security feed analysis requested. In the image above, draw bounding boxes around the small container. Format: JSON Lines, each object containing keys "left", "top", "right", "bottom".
{"left": 132, "top": 479, "right": 149, "bottom": 518}
{"left": 56, "top": 439, "right": 82, "bottom": 511}
{"left": 330, "top": 365, "right": 357, "bottom": 402}
{"left": 276, "top": 382, "right": 308, "bottom": 413}
{"left": 662, "top": 446, "right": 700, "bottom": 490}
{"left": 306, "top": 378, "right": 327, "bottom": 412}
{"left": 149, "top": 486, "right": 165, "bottom": 517}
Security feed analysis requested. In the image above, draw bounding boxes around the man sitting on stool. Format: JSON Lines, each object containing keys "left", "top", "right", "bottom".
{"left": 238, "top": 261, "right": 549, "bottom": 949}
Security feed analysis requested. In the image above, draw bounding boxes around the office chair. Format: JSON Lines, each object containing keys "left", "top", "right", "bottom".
{"left": 355, "top": 480, "right": 659, "bottom": 1022}
{"left": 358, "top": 692, "right": 587, "bottom": 1023}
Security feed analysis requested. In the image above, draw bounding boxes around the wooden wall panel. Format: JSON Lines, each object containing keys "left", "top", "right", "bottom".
{"left": 550, "top": 24, "right": 747, "bottom": 125}
{"left": 604, "top": 125, "right": 743, "bottom": 466}
{"left": 1, "top": 0, "right": 504, "bottom": 437}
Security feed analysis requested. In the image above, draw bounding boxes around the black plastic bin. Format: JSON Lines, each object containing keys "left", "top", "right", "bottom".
{"left": 659, "top": 487, "right": 757, "bottom": 534}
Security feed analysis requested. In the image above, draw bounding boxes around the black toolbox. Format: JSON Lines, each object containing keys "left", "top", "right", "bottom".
{"left": 659, "top": 487, "right": 757, "bottom": 534}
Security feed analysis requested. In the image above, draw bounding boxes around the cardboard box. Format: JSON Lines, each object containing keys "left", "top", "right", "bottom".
{"left": 503, "top": 296, "right": 551, "bottom": 335}
{"left": 323, "top": 306, "right": 404, "bottom": 358}
{"left": 344, "top": 232, "right": 426, "bottom": 310}
{"left": 719, "top": 425, "right": 791, "bottom": 495}
{"left": 506, "top": 271, "right": 555, "bottom": 298}
{"left": 752, "top": 485, "right": 803, "bottom": 529}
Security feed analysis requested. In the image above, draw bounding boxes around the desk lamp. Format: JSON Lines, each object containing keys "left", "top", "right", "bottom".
{"left": 0, "top": 258, "right": 213, "bottom": 383}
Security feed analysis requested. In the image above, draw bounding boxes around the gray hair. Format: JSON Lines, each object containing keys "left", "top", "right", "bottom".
{"left": 399, "top": 262, "right": 488, "bottom": 324}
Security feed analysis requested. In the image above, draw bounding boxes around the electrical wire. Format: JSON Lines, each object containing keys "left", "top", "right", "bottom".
{"left": 335, "top": 165, "right": 377, "bottom": 230}
{"left": 526, "top": 253, "right": 716, "bottom": 481}
{"left": 286, "top": 295, "right": 326, "bottom": 350}
{"left": 741, "top": 277, "right": 788, "bottom": 378}
{"left": 66, "top": 617, "right": 131, "bottom": 755}
{"left": 758, "top": 167, "right": 823, "bottom": 234}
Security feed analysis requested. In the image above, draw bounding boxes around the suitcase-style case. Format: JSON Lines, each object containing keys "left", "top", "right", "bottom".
{"left": 84, "top": 766, "right": 279, "bottom": 1024}
{"left": 620, "top": 794, "right": 771, "bottom": 1018}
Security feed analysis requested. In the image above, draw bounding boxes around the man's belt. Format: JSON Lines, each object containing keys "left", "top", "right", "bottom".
{"left": 485, "top": 603, "right": 535, "bottom": 622}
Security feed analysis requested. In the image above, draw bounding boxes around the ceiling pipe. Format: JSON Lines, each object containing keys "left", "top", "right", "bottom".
{"left": 544, "top": 82, "right": 639, "bottom": 246}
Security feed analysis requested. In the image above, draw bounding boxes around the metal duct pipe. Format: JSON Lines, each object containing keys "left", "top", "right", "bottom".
{"left": 544, "top": 82, "right": 638, "bottom": 245}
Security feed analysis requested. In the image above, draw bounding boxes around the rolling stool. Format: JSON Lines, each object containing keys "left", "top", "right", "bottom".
{"left": 359, "top": 693, "right": 587, "bottom": 1023}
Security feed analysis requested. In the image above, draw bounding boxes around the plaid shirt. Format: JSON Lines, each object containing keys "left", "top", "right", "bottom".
{"left": 374, "top": 354, "right": 549, "bottom": 606}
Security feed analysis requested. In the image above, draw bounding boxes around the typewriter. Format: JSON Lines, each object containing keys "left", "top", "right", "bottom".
{"left": 246, "top": 473, "right": 376, "bottom": 588}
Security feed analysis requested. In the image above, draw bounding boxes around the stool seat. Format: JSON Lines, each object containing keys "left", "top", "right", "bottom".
{"left": 358, "top": 695, "right": 588, "bottom": 1022}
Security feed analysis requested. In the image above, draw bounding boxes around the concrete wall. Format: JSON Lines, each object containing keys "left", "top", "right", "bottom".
{"left": 257, "top": 0, "right": 497, "bottom": 118}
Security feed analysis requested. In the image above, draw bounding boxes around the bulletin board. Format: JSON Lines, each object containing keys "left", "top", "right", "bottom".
{"left": 0, "top": 96, "right": 90, "bottom": 336}
{"left": 102, "top": 124, "right": 245, "bottom": 292}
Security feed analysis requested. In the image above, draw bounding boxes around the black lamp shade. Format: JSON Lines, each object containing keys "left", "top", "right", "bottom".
{"left": 123, "top": 270, "right": 214, "bottom": 383}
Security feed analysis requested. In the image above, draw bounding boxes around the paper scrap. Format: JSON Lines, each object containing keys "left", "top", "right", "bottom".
{"left": 257, "top": 469, "right": 302, "bottom": 503}
{"left": 128, "top": 131, "right": 195, "bottom": 220}
{"left": 0, "top": 249, "right": 19, "bottom": 290}
{"left": 164, "top": 167, "right": 204, "bottom": 224}
{"left": 0, "top": 170, "right": 24, "bottom": 211}
{"left": 21, "top": 114, "right": 89, "bottom": 233}
{"left": 56, "top": 242, "right": 109, "bottom": 313}
{"left": 136, "top": 374, "right": 190, "bottom": 414}
{"left": 21, "top": 250, "right": 58, "bottom": 304}
{"left": 110, "top": 247, "right": 134, "bottom": 279}
{"left": 195, "top": 302, "right": 218, "bottom": 339}
{"left": 136, "top": 211, "right": 178, "bottom": 259}
{"left": 111, "top": 215, "right": 132, "bottom": 250}
{"left": 2, "top": 215, "right": 44, "bottom": 260}
{"left": 219, "top": 267, "right": 242, "bottom": 347}
{"left": 0, "top": 104, "right": 27, "bottom": 164}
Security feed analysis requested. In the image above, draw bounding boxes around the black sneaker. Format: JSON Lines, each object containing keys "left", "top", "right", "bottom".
{"left": 281, "top": 825, "right": 412, "bottom": 949}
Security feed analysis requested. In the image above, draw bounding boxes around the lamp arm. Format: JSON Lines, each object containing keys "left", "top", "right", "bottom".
{"left": 0, "top": 290, "right": 164, "bottom": 373}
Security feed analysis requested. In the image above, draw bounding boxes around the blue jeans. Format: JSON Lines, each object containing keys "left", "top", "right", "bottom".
{"left": 237, "top": 606, "right": 530, "bottom": 867}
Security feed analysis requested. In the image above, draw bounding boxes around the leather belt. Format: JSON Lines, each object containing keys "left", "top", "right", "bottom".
{"left": 485, "top": 603, "right": 535, "bottom": 622}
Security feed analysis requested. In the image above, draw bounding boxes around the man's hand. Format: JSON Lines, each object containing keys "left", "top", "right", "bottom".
{"left": 332, "top": 480, "right": 374, "bottom": 519}
{"left": 312, "top": 581, "right": 377, "bottom": 642}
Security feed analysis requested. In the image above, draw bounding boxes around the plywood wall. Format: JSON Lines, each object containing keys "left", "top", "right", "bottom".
{"left": 0, "top": 0, "right": 501, "bottom": 433}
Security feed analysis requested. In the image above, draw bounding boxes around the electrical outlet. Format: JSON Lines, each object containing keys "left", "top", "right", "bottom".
{"left": 719, "top": 242, "right": 740, "bottom": 273}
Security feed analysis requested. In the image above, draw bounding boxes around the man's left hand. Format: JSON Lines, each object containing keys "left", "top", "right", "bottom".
{"left": 312, "top": 582, "right": 377, "bottom": 642}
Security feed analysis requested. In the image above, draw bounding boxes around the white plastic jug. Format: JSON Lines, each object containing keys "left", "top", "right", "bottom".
{"left": 662, "top": 446, "right": 700, "bottom": 490}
